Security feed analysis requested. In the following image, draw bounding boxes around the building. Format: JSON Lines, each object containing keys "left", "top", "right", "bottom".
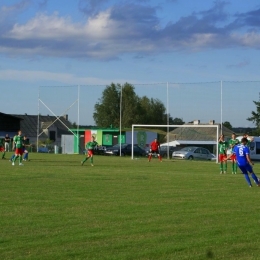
{"left": 1, "top": 114, "right": 73, "bottom": 147}
{"left": 164, "top": 120, "right": 234, "bottom": 153}
{"left": 0, "top": 112, "right": 22, "bottom": 142}
{"left": 69, "top": 128, "right": 157, "bottom": 154}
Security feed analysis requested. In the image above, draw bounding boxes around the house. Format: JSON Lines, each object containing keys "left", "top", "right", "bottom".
{"left": 164, "top": 120, "right": 234, "bottom": 153}
{"left": 11, "top": 114, "right": 73, "bottom": 147}
{"left": 0, "top": 112, "right": 22, "bottom": 140}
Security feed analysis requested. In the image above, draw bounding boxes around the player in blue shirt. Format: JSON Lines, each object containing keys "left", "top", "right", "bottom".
{"left": 226, "top": 137, "right": 260, "bottom": 187}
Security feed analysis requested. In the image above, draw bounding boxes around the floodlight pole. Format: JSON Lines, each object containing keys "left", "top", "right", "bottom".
{"left": 37, "top": 86, "right": 40, "bottom": 153}
{"left": 77, "top": 85, "right": 80, "bottom": 154}
{"left": 119, "top": 84, "right": 122, "bottom": 156}
{"left": 166, "top": 82, "right": 169, "bottom": 159}
{"left": 220, "top": 80, "right": 223, "bottom": 135}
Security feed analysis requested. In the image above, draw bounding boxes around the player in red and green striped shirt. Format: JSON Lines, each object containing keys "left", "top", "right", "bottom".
{"left": 229, "top": 133, "right": 239, "bottom": 174}
{"left": 12, "top": 130, "right": 24, "bottom": 166}
{"left": 81, "top": 136, "right": 99, "bottom": 166}
{"left": 219, "top": 134, "right": 228, "bottom": 174}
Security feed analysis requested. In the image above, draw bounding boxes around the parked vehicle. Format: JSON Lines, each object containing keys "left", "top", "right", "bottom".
{"left": 105, "top": 144, "right": 146, "bottom": 156}
{"left": 38, "top": 147, "right": 50, "bottom": 153}
{"left": 236, "top": 136, "right": 260, "bottom": 160}
{"left": 172, "top": 146, "right": 214, "bottom": 160}
{"left": 83, "top": 146, "right": 107, "bottom": 155}
{"left": 146, "top": 145, "right": 176, "bottom": 158}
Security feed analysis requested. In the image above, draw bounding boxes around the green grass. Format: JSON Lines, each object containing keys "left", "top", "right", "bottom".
{"left": 1, "top": 153, "right": 260, "bottom": 260}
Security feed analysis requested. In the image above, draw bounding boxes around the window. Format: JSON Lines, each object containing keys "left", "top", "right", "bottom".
{"left": 255, "top": 142, "right": 260, "bottom": 154}
{"left": 49, "top": 131, "right": 56, "bottom": 142}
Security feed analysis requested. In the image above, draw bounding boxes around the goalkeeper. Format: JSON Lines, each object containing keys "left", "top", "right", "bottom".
{"left": 81, "top": 136, "right": 99, "bottom": 166}
{"left": 148, "top": 138, "right": 162, "bottom": 162}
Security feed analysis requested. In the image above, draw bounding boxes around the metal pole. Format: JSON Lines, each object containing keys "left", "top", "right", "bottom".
{"left": 167, "top": 82, "right": 169, "bottom": 159}
{"left": 131, "top": 124, "right": 134, "bottom": 159}
{"left": 216, "top": 123, "right": 219, "bottom": 164}
{"left": 37, "top": 86, "right": 40, "bottom": 153}
{"left": 77, "top": 85, "right": 80, "bottom": 154}
{"left": 220, "top": 80, "right": 223, "bottom": 135}
{"left": 120, "top": 84, "right": 122, "bottom": 156}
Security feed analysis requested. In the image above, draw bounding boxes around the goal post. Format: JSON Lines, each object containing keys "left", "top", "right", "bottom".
{"left": 131, "top": 124, "right": 220, "bottom": 163}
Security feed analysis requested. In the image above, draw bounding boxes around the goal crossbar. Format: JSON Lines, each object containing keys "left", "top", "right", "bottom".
{"left": 131, "top": 124, "right": 220, "bottom": 162}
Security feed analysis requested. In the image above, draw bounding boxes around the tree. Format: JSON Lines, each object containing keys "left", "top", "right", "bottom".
{"left": 223, "top": 121, "right": 232, "bottom": 130}
{"left": 121, "top": 83, "right": 141, "bottom": 127}
{"left": 247, "top": 100, "right": 260, "bottom": 127}
{"left": 171, "top": 117, "right": 185, "bottom": 125}
{"left": 93, "top": 84, "right": 169, "bottom": 128}
{"left": 93, "top": 83, "right": 121, "bottom": 127}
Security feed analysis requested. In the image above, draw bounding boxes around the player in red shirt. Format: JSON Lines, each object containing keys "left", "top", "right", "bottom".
{"left": 148, "top": 138, "right": 162, "bottom": 162}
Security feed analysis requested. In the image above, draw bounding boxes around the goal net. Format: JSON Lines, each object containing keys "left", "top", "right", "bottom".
{"left": 131, "top": 124, "right": 220, "bottom": 162}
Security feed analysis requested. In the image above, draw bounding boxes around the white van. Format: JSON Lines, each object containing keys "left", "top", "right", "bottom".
{"left": 236, "top": 136, "right": 260, "bottom": 160}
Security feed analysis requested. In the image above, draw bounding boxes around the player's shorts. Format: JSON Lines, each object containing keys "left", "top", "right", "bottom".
{"left": 238, "top": 164, "right": 253, "bottom": 175}
{"left": 150, "top": 149, "right": 160, "bottom": 155}
{"left": 219, "top": 154, "right": 227, "bottom": 162}
{"left": 88, "top": 150, "right": 94, "bottom": 156}
{"left": 0, "top": 147, "right": 4, "bottom": 152}
{"left": 15, "top": 148, "right": 23, "bottom": 156}
{"left": 230, "top": 154, "right": 236, "bottom": 161}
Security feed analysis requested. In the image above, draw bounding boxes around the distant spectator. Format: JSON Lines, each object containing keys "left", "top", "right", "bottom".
{"left": 4, "top": 134, "right": 11, "bottom": 152}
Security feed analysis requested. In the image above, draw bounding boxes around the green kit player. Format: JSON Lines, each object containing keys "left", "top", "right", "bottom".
{"left": 12, "top": 130, "right": 24, "bottom": 166}
{"left": 81, "top": 136, "right": 99, "bottom": 166}
{"left": 242, "top": 133, "right": 254, "bottom": 148}
{"left": 219, "top": 134, "right": 228, "bottom": 174}
{"left": 229, "top": 133, "right": 239, "bottom": 174}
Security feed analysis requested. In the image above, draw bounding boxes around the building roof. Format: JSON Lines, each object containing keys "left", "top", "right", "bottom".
{"left": 168, "top": 123, "right": 234, "bottom": 142}
{"left": 12, "top": 114, "right": 73, "bottom": 138}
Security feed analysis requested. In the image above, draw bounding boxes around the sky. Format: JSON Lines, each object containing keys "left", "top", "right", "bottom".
{"left": 1, "top": 0, "right": 260, "bottom": 127}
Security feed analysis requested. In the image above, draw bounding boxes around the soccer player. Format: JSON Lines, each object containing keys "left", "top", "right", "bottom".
{"left": 12, "top": 130, "right": 24, "bottom": 166}
{"left": 218, "top": 134, "right": 228, "bottom": 174}
{"left": 229, "top": 133, "right": 239, "bottom": 174}
{"left": 81, "top": 136, "right": 99, "bottom": 166}
{"left": 242, "top": 133, "right": 254, "bottom": 148}
{"left": 148, "top": 138, "right": 162, "bottom": 162}
{"left": 225, "top": 137, "right": 260, "bottom": 187}
{"left": 22, "top": 136, "right": 30, "bottom": 161}
{"left": 4, "top": 134, "right": 11, "bottom": 152}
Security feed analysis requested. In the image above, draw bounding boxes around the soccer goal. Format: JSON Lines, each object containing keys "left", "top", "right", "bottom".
{"left": 131, "top": 124, "right": 220, "bottom": 163}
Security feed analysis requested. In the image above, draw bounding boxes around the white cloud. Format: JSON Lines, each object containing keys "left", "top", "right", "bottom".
{"left": 1, "top": 2, "right": 260, "bottom": 60}
{"left": 0, "top": 69, "right": 143, "bottom": 85}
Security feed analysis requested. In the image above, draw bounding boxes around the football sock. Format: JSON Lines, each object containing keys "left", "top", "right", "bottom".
{"left": 24, "top": 153, "right": 28, "bottom": 160}
{"left": 10, "top": 154, "right": 15, "bottom": 161}
{"left": 13, "top": 155, "right": 18, "bottom": 162}
{"left": 220, "top": 163, "right": 223, "bottom": 171}
{"left": 82, "top": 157, "right": 88, "bottom": 163}
{"left": 224, "top": 163, "right": 227, "bottom": 172}
{"left": 158, "top": 155, "right": 162, "bottom": 161}
{"left": 244, "top": 174, "right": 252, "bottom": 186}
{"left": 234, "top": 164, "right": 237, "bottom": 173}
{"left": 2, "top": 152, "right": 5, "bottom": 159}
{"left": 251, "top": 173, "right": 259, "bottom": 185}
{"left": 19, "top": 156, "right": 22, "bottom": 164}
{"left": 90, "top": 157, "right": 93, "bottom": 164}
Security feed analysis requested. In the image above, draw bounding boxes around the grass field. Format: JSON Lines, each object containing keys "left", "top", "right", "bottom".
{"left": 1, "top": 153, "right": 260, "bottom": 260}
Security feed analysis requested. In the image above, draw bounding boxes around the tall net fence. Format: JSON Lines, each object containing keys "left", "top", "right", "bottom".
{"left": 222, "top": 81, "right": 260, "bottom": 129}
{"left": 39, "top": 81, "right": 260, "bottom": 129}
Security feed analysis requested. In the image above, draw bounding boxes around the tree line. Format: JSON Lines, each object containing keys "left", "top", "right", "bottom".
{"left": 92, "top": 82, "right": 260, "bottom": 135}
{"left": 93, "top": 83, "right": 184, "bottom": 128}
